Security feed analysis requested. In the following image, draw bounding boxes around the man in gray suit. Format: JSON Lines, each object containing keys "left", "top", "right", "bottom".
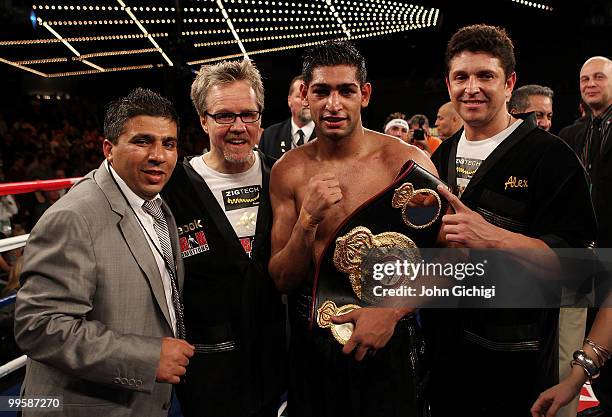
{"left": 14, "top": 88, "right": 194, "bottom": 417}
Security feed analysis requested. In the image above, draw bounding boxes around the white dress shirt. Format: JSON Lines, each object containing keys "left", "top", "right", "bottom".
{"left": 106, "top": 161, "right": 177, "bottom": 335}
{"left": 290, "top": 119, "right": 315, "bottom": 148}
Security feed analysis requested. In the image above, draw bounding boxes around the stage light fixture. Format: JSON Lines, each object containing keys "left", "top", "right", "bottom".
{"left": 16, "top": 57, "right": 68, "bottom": 65}
{"left": 511, "top": 0, "right": 553, "bottom": 11}
{"left": 0, "top": 57, "right": 48, "bottom": 76}
{"left": 115, "top": 0, "right": 174, "bottom": 66}
{"left": 47, "top": 64, "right": 160, "bottom": 78}
{"left": 5, "top": 0, "right": 440, "bottom": 77}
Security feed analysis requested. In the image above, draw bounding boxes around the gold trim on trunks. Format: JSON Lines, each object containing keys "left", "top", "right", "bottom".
{"left": 333, "top": 226, "right": 417, "bottom": 299}
{"left": 316, "top": 300, "right": 361, "bottom": 345}
{"left": 391, "top": 183, "right": 442, "bottom": 229}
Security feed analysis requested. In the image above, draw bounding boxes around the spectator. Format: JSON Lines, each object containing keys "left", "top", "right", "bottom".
{"left": 435, "top": 101, "right": 463, "bottom": 140}
{"left": 26, "top": 152, "right": 54, "bottom": 180}
{"left": 259, "top": 75, "right": 315, "bottom": 159}
{"left": 0, "top": 195, "right": 17, "bottom": 236}
{"left": 562, "top": 55, "right": 612, "bottom": 417}
{"left": 558, "top": 100, "right": 590, "bottom": 143}
{"left": 508, "top": 84, "right": 554, "bottom": 131}
{"left": 382, "top": 112, "right": 410, "bottom": 142}
{"left": 0, "top": 256, "right": 22, "bottom": 363}
{"left": 408, "top": 113, "right": 442, "bottom": 154}
{"left": 31, "top": 189, "right": 60, "bottom": 226}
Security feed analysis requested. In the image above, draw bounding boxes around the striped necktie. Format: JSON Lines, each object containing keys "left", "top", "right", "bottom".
{"left": 142, "top": 199, "right": 186, "bottom": 340}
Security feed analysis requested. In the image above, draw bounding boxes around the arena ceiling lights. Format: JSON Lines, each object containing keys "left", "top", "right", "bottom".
{"left": 511, "top": 0, "right": 553, "bottom": 11}
{"left": 0, "top": 0, "right": 440, "bottom": 78}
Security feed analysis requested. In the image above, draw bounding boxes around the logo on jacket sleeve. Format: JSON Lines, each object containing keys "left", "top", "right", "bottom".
{"left": 178, "top": 218, "right": 210, "bottom": 258}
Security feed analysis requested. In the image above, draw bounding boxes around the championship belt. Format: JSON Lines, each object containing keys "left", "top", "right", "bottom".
{"left": 311, "top": 161, "right": 448, "bottom": 344}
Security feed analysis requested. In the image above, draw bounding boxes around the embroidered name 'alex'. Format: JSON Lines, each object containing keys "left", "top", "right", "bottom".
{"left": 504, "top": 176, "right": 528, "bottom": 190}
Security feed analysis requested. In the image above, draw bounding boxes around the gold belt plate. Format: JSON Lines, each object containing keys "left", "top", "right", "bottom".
{"left": 333, "top": 226, "right": 417, "bottom": 299}
{"left": 316, "top": 300, "right": 361, "bottom": 345}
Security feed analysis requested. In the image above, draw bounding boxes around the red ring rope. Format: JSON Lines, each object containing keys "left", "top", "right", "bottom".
{"left": 0, "top": 178, "right": 81, "bottom": 196}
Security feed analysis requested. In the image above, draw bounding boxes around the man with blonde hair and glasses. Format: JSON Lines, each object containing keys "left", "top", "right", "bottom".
{"left": 162, "top": 59, "right": 286, "bottom": 417}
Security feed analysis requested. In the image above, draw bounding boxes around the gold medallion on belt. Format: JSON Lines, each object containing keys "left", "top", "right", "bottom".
{"left": 316, "top": 183, "right": 441, "bottom": 344}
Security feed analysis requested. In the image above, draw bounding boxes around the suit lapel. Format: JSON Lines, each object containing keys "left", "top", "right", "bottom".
{"left": 278, "top": 119, "right": 292, "bottom": 157}
{"left": 599, "top": 117, "right": 612, "bottom": 159}
{"left": 94, "top": 164, "right": 174, "bottom": 332}
{"left": 254, "top": 150, "right": 271, "bottom": 245}
{"left": 447, "top": 134, "right": 460, "bottom": 190}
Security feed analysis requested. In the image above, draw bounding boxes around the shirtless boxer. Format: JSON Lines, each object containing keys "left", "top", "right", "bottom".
{"left": 269, "top": 40, "right": 438, "bottom": 417}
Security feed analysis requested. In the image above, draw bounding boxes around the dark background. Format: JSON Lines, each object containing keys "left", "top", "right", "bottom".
{"left": 0, "top": 0, "right": 610, "bottom": 140}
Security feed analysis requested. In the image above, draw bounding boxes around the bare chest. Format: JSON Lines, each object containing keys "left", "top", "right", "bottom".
{"left": 296, "top": 159, "right": 398, "bottom": 261}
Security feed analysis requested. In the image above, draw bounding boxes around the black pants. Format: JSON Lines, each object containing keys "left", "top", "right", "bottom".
{"left": 593, "top": 361, "right": 612, "bottom": 414}
{"left": 288, "top": 316, "right": 426, "bottom": 417}
{"left": 426, "top": 337, "right": 550, "bottom": 417}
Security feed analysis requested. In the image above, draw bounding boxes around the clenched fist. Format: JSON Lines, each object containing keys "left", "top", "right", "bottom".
{"left": 156, "top": 337, "right": 195, "bottom": 384}
{"left": 300, "top": 173, "right": 342, "bottom": 227}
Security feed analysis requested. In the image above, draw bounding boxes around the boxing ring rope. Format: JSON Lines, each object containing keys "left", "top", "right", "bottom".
{"left": 0, "top": 177, "right": 81, "bottom": 251}
{"left": 0, "top": 178, "right": 80, "bottom": 196}
{"left": 0, "top": 178, "right": 81, "bottom": 380}
{"left": 0, "top": 235, "right": 28, "bottom": 252}
{"left": 0, "top": 355, "right": 26, "bottom": 379}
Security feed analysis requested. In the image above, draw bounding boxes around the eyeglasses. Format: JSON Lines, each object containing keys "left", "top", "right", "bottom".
{"left": 204, "top": 111, "right": 261, "bottom": 124}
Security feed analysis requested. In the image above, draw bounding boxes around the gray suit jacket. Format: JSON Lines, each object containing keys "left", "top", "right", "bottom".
{"left": 15, "top": 163, "right": 184, "bottom": 417}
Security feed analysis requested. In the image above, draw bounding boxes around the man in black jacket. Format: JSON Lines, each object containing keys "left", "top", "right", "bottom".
{"left": 258, "top": 75, "right": 315, "bottom": 159}
{"left": 163, "top": 59, "right": 286, "bottom": 417}
{"left": 564, "top": 56, "right": 612, "bottom": 247}
{"left": 562, "top": 55, "right": 612, "bottom": 417}
{"left": 425, "top": 24, "right": 596, "bottom": 417}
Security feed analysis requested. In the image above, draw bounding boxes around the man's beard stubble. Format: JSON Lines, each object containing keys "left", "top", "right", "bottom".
{"left": 298, "top": 108, "right": 312, "bottom": 125}
{"left": 223, "top": 148, "right": 254, "bottom": 165}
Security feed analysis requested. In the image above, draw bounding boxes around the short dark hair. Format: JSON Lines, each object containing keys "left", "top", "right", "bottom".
{"left": 408, "top": 114, "right": 430, "bottom": 128}
{"left": 288, "top": 75, "right": 304, "bottom": 95}
{"left": 508, "top": 84, "right": 554, "bottom": 112}
{"left": 104, "top": 88, "right": 179, "bottom": 144}
{"left": 302, "top": 40, "right": 367, "bottom": 86}
{"left": 445, "top": 24, "right": 516, "bottom": 78}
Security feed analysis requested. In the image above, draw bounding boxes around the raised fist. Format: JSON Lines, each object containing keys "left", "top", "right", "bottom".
{"left": 300, "top": 173, "right": 342, "bottom": 225}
